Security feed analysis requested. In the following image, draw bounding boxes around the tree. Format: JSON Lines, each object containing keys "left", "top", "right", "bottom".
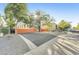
{"left": 4, "top": 3, "right": 29, "bottom": 33}
{"left": 22, "top": 14, "right": 34, "bottom": 28}
{"left": 34, "top": 10, "right": 55, "bottom": 32}
{"left": 6, "top": 15, "right": 15, "bottom": 34}
{"left": 45, "top": 20, "right": 53, "bottom": 31}
{"left": 58, "top": 20, "right": 71, "bottom": 31}
{"left": 5, "top": 3, "right": 28, "bottom": 23}
{"left": 73, "top": 23, "right": 79, "bottom": 30}
{"left": 0, "top": 15, "right": 2, "bottom": 27}
{"left": 41, "top": 15, "right": 55, "bottom": 31}
{"left": 28, "top": 14, "right": 34, "bottom": 28}
{"left": 34, "top": 10, "right": 44, "bottom": 32}
{"left": 0, "top": 27, "right": 9, "bottom": 35}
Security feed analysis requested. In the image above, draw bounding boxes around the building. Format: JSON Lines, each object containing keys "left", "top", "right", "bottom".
{"left": 0, "top": 16, "right": 7, "bottom": 27}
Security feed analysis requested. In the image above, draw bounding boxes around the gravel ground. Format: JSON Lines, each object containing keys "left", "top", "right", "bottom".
{"left": 0, "top": 34, "right": 30, "bottom": 55}
{"left": 22, "top": 32, "right": 56, "bottom": 46}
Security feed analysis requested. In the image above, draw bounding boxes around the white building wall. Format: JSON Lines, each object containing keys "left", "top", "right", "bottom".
{"left": 0, "top": 16, "right": 7, "bottom": 27}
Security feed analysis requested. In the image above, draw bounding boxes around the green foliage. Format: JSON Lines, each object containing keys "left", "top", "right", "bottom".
{"left": 58, "top": 20, "right": 71, "bottom": 31}
{"left": 41, "top": 14, "right": 55, "bottom": 31}
{"left": 73, "top": 24, "right": 79, "bottom": 30}
{"left": 34, "top": 10, "right": 55, "bottom": 31}
{"left": 34, "top": 10, "right": 45, "bottom": 31}
{"left": 44, "top": 20, "right": 54, "bottom": 31}
{"left": 0, "top": 27, "right": 9, "bottom": 35}
{"left": 22, "top": 15, "right": 34, "bottom": 27}
{"left": 7, "top": 17, "right": 15, "bottom": 28}
{"left": 0, "top": 16, "right": 2, "bottom": 27}
{"left": 5, "top": 3, "right": 28, "bottom": 22}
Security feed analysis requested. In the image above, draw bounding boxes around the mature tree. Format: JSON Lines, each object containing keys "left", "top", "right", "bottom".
{"left": 58, "top": 20, "right": 71, "bottom": 31}
{"left": 4, "top": 3, "right": 29, "bottom": 33}
{"left": 6, "top": 15, "right": 15, "bottom": 34}
{"left": 5, "top": 3, "right": 28, "bottom": 23}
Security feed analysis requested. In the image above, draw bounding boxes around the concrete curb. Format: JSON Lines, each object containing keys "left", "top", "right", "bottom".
{"left": 18, "top": 34, "right": 37, "bottom": 50}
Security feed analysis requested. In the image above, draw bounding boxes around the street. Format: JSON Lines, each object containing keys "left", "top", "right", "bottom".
{"left": 25, "top": 32, "right": 79, "bottom": 55}
{"left": 0, "top": 32, "right": 79, "bottom": 55}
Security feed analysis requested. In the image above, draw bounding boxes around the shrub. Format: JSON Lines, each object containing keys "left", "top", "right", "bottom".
{"left": 0, "top": 27, "right": 9, "bottom": 35}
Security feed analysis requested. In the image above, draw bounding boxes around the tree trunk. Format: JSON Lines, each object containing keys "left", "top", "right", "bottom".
{"left": 38, "top": 21, "right": 41, "bottom": 32}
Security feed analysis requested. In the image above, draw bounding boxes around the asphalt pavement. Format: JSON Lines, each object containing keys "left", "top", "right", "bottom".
{"left": 22, "top": 32, "right": 57, "bottom": 46}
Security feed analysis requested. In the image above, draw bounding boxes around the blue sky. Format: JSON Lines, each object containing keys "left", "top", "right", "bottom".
{"left": 0, "top": 3, "right": 79, "bottom": 26}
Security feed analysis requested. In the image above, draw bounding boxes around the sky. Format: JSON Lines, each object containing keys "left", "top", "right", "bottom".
{"left": 0, "top": 3, "right": 79, "bottom": 26}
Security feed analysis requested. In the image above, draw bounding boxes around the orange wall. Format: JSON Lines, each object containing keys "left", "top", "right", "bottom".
{"left": 15, "top": 28, "right": 36, "bottom": 34}
{"left": 40, "top": 29, "right": 48, "bottom": 32}
{"left": 15, "top": 28, "right": 48, "bottom": 34}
